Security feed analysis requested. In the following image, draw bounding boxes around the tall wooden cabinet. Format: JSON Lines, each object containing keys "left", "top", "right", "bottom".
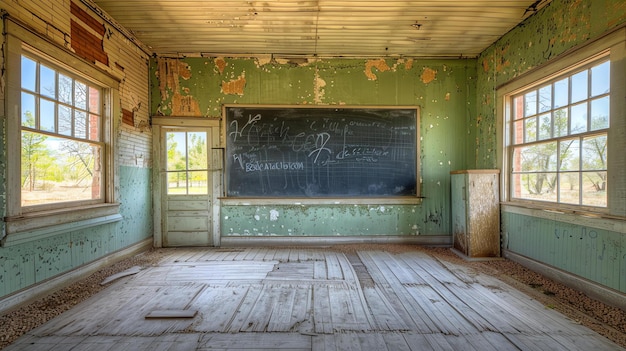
{"left": 450, "top": 170, "right": 500, "bottom": 259}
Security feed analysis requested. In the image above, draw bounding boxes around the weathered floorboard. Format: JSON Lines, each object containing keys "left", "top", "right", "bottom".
{"left": 5, "top": 248, "right": 624, "bottom": 351}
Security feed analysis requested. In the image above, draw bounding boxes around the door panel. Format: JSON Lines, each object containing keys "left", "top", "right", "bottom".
{"left": 161, "top": 128, "right": 213, "bottom": 247}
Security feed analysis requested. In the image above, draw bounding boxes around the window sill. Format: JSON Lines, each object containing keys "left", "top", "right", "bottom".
{"left": 501, "top": 202, "right": 626, "bottom": 232}
{"left": 2, "top": 203, "right": 122, "bottom": 247}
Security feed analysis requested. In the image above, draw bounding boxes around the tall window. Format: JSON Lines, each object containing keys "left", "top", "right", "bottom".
{"left": 20, "top": 53, "right": 104, "bottom": 208}
{"left": 509, "top": 58, "right": 609, "bottom": 208}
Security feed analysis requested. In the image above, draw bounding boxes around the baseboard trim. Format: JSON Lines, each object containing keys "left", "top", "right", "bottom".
{"left": 0, "top": 238, "right": 152, "bottom": 315}
{"left": 503, "top": 249, "right": 626, "bottom": 310}
{"left": 220, "top": 235, "right": 452, "bottom": 247}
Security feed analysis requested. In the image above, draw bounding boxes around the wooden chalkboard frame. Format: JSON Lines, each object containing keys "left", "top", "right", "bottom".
{"left": 222, "top": 104, "right": 421, "bottom": 200}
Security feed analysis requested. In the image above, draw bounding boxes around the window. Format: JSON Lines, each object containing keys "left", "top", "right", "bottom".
{"left": 509, "top": 59, "right": 609, "bottom": 208}
{"left": 20, "top": 54, "right": 104, "bottom": 209}
{"left": 3, "top": 21, "right": 121, "bottom": 238}
{"left": 165, "top": 130, "right": 209, "bottom": 195}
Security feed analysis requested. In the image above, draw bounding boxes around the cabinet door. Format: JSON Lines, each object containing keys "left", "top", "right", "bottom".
{"left": 466, "top": 173, "right": 500, "bottom": 257}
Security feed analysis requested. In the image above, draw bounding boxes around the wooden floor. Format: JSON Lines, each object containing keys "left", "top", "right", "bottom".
{"left": 5, "top": 247, "right": 623, "bottom": 351}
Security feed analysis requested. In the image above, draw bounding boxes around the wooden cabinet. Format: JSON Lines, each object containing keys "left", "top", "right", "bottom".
{"left": 450, "top": 170, "right": 500, "bottom": 259}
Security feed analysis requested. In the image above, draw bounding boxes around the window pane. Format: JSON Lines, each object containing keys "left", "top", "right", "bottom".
{"left": 591, "top": 61, "right": 610, "bottom": 96}
{"left": 89, "top": 114, "right": 100, "bottom": 141}
{"left": 39, "top": 99, "right": 56, "bottom": 133}
{"left": 524, "top": 117, "right": 536, "bottom": 142}
{"left": 21, "top": 132, "right": 101, "bottom": 206}
{"left": 524, "top": 90, "right": 537, "bottom": 117}
{"left": 40, "top": 99, "right": 56, "bottom": 132}
{"left": 570, "top": 102, "right": 587, "bottom": 134}
{"left": 582, "top": 171, "right": 606, "bottom": 207}
{"left": 538, "top": 86, "right": 551, "bottom": 112}
{"left": 513, "top": 142, "right": 557, "bottom": 172}
{"left": 538, "top": 113, "right": 551, "bottom": 140}
{"left": 75, "top": 110, "right": 87, "bottom": 139}
{"left": 167, "top": 172, "right": 187, "bottom": 194}
{"left": 40, "top": 64, "right": 56, "bottom": 99}
{"left": 590, "top": 96, "right": 609, "bottom": 130}
{"left": 582, "top": 135, "right": 607, "bottom": 171}
{"left": 58, "top": 74, "right": 73, "bottom": 104}
{"left": 516, "top": 173, "right": 557, "bottom": 202}
{"left": 559, "top": 139, "right": 580, "bottom": 171}
{"left": 88, "top": 86, "right": 100, "bottom": 113}
{"left": 21, "top": 92, "right": 36, "bottom": 127}
{"left": 513, "top": 120, "right": 524, "bottom": 144}
{"left": 559, "top": 173, "right": 579, "bottom": 204}
{"left": 553, "top": 78, "right": 568, "bottom": 108}
{"left": 571, "top": 71, "right": 588, "bottom": 103}
{"left": 58, "top": 105, "right": 72, "bottom": 136}
{"left": 187, "top": 132, "right": 207, "bottom": 171}
{"left": 21, "top": 56, "right": 37, "bottom": 91}
{"left": 512, "top": 95, "right": 524, "bottom": 120}
{"left": 75, "top": 81, "right": 87, "bottom": 109}
{"left": 166, "top": 132, "right": 186, "bottom": 171}
{"left": 554, "top": 108, "right": 568, "bottom": 137}
{"left": 187, "top": 171, "right": 208, "bottom": 194}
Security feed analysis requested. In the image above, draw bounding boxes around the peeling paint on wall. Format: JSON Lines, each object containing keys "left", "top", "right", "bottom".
{"left": 313, "top": 68, "right": 326, "bottom": 104}
{"left": 221, "top": 72, "right": 246, "bottom": 95}
{"left": 215, "top": 57, "right": 227, "bottom": 74}
{"left": 420, "top": 67, "right": 437, "bottom": 84}
{"left": 156, "top": 58, "right": 202, "bottom": 116}
{"left": 364, "top": 59, "right": 390, "bottom": 80}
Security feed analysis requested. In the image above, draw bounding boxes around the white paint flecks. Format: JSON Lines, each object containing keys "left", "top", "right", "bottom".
{"left": 254, "top": 215, "right": 261, "bottom": 221}
{"left": 269, "top": 209, "right": 279, "bottom": 221}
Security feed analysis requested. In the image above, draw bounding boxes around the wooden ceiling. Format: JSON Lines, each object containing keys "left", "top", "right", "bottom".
{"left": 88, "top": 0, "right": 551, "bottom": 58}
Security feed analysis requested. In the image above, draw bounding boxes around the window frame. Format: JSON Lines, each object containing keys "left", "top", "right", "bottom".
{"left": 508, "top": 57, "right": 610, "bottom": 209}
{"left": 4, "top": 20, "right": 120, "bottom": 237}
{"left": 19, "top": 49, "right": 107, "bottom": 212}
{"left": 497, "top": 27, "right": 626, "bottom": 218}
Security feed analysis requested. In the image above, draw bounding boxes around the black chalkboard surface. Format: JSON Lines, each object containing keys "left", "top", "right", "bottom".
{"left": 224, "top": 105, "right": 419, "bottom": 197}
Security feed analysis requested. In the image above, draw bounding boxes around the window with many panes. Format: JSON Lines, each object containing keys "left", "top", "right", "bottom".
{"left": 509, "top": 58, "right": 609, "bottom": 208}
{"left": 20, "top": 53, "right": 104, "bottom": 209}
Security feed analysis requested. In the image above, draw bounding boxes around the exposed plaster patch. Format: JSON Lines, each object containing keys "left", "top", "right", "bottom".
{"left": 157, "top": 59, "right": 192, "bottom": 98}
{"left": 364, "top": 59, "right": 390, "bottom": 80}
{"left": 445, "top": 93, "right": 451, "bottom": 101}
{"left": 314, "top": 69, "right": 326, "bottom": 104}
{"left": 482, "top": 57, "right": 490, "bottom": 72}
{"left": 403, "top": 58, "right": 414, "bottom": 70}
{"left": 156, "top": 58, "right": 201, "bottom": 116}
{"left": 215, "top": 57, "right": 227, "bottom": 74}
{"left": 172, "top": 94, "right": 201, "bottom": 116}
{"left": 269, "top": 209, "right": 279, "bottom": 221}
{"left": 495, "top": 46, "right": 511, "bottom": 73}
{"left": 420, "top": 67, "right": 437, "bottom": 84}
{"left": 221, "top": 72, "right": 246, "bottom": 95}
{"left": 255, "top": 55, "right": 273, "bottom": 66}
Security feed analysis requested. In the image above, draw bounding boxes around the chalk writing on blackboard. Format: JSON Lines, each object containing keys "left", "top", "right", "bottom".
{"left": 224, "top": 105, "right": 419, "bottom": 197}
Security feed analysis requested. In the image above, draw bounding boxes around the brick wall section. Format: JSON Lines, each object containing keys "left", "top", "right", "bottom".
{"left": 70, "top": 1, "right": 105, "bottom": 36}
{"left": 70, "top": 19, "right": 109, "bottom": 65}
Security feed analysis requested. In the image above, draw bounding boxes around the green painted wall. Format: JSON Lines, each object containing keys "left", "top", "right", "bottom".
{"left": 151, "top": 57, "right": 477, "bottom": 237}
{"left": 478, "top": 0, "right": 626, "bottom": 293}
{"left": 476, "top": 0, "right": 626, "bottom": 168}
{"left": 0, "top": 166, "right": 152, "bottom": 298}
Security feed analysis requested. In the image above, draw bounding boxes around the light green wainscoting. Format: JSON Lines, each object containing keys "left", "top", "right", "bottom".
{"left": 221, "top": 202, "right": 450, "bottom": 245}
{"left": 502, "top": 208, "right": 625, "bottom": 294}
{"left": 0, "top": 166, "right": 152, "bottom": 301}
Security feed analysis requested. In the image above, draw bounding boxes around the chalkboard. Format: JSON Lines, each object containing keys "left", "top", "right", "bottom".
{"left": 224, "top": 105, "right": 419, "bottom": 197}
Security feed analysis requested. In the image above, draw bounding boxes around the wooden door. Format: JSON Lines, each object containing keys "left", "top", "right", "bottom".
{"left": 158, "top": 126, "right": 218, "bottom": 247}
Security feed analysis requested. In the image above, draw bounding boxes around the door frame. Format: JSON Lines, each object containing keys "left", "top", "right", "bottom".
{"left": 152, "top": 116, "right": 223, "bottom": 247}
